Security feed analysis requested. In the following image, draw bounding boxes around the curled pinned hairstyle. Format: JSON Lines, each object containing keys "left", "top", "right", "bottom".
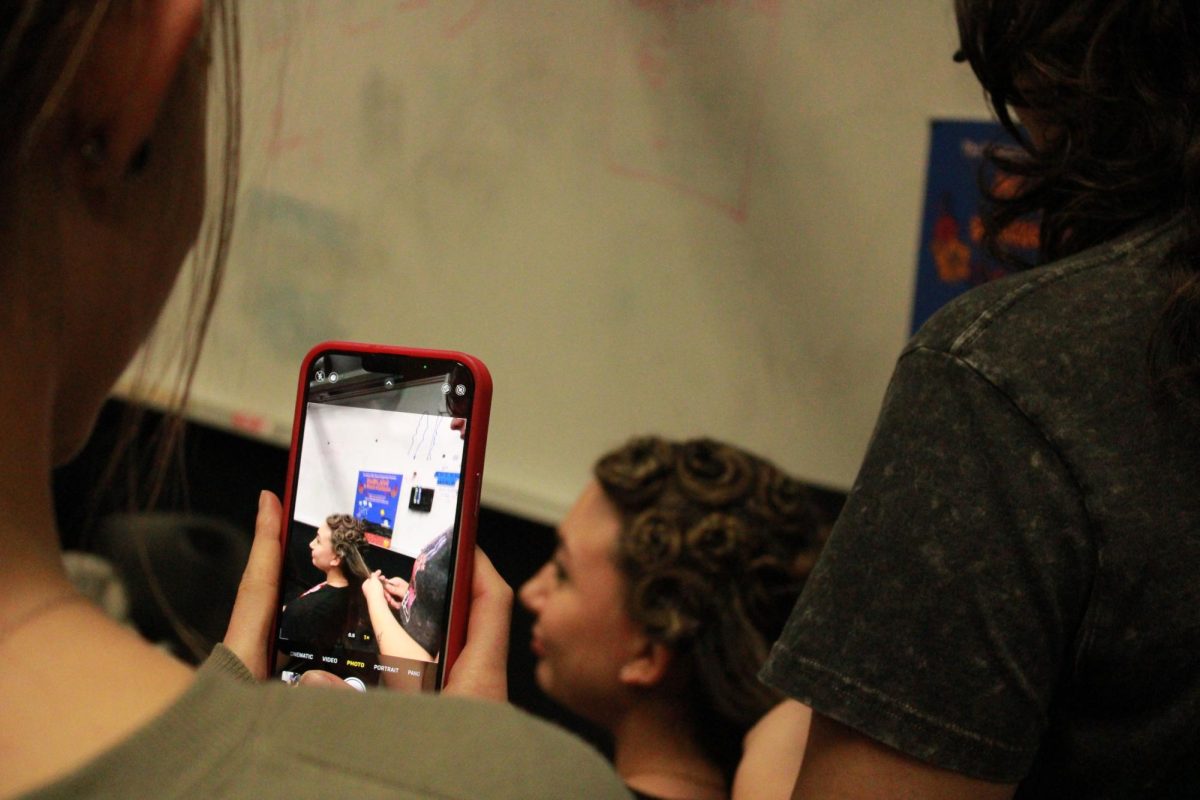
{"left": 594, "top": 436, "right": 826, "bottom": 778}
{"left": 954, "top": 0, "right": 1200, "bottom": 413}
{"left": 325, "top": 514, "right": 371, "bottom": 582}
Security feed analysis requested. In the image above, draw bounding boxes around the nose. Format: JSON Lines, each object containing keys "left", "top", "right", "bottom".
{"left": 519, "top": 561, "right": 551, "bottom": 613}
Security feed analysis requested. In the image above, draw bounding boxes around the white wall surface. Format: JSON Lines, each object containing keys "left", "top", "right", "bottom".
{"left": 141, "top": 1, "right": 993, "bottom": 523}
{"left": 294, "top": 403, "right": 463, "bottom": 557}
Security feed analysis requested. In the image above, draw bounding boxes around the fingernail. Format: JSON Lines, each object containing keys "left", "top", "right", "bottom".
{"left": 259, "top": 490, "right": 268, "bottom": 511}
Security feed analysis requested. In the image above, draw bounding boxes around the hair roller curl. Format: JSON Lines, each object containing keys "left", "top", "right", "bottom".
{"left": 325, "top": 513, "right": 368, "bottom": 558}
{"left": 628, "top": 570, "right": 707, "bottom": 644}
{"left": 620, "top": 508, "right": 685, "bottom": 570}
{"left": 682, "top": 513, "right": 746, "bottom": 574}
{"left": 675, "top": 439, "right": 755, "bottom": 506}
{"left": 594, "top": 436, "right": 676, "bottom": 509}
{"left": 752, "top": 469, "right": 819, "bottom": 534}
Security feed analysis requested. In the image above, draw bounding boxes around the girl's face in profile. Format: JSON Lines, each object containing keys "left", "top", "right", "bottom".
{"left": 310, "top": 524, "right": 340, "bottom": 574}
{"left": 519, "top": 481, "right": 647, "bottom": 724}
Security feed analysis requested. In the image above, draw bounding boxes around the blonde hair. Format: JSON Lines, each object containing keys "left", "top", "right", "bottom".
{"left": 0, "top": 2, "right": 242, "bottom": 658}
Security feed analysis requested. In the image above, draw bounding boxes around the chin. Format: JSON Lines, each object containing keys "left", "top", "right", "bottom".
{"left": 50, "top": 376, "right": 114, "bottom": 467}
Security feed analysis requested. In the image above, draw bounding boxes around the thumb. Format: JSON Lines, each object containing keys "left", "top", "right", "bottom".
{"left": 298, "top": 669, "right": 356, "bottom": 690}
{"left": 223, "top": 490, "right": 283, "bottom": 679}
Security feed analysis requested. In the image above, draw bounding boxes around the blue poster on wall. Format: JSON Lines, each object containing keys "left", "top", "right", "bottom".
{"left": 911, "top": 119, "right": 1038, "bottom": 334}
{"left": 355, "top": 471, "right": 402, "bottom": 528}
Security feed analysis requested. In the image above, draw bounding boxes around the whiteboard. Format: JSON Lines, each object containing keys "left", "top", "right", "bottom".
{"left": 143, "top": 0, "right": 991, "bottom": 524}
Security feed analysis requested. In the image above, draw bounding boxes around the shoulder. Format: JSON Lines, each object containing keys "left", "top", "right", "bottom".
{"left": 250, "top": 686, "right": 632, "bottom": 799}
{"left": 910, "top": 217, "right": 1180, "bottom": 372}
{"left": 32, "top": 649, "right": 632, "bottom": 799}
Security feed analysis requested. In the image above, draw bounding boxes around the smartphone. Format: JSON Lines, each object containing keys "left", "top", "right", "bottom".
{"left": 270, "top": 342, "right": 491, "bottom": 692}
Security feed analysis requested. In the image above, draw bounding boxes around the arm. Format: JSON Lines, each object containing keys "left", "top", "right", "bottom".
{"left": 791, "top": 714, "right": 1015, "bottom": 800}
{"left": 363, "top": 573, "right": 435, "bottom": 662}
{"left": 732, "top": 700, "right": 811, "bottom": 800}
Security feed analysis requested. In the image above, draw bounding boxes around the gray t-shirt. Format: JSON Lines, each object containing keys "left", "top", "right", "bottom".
{"left": 23, "top": 645, "right": 632, "bottom": 800}
{"left": 762, "top": 217, "right": 1200, "bottom": 795}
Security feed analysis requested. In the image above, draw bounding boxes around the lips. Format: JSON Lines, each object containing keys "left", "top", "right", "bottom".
{"left": 529, "top": 631, "right": 546, "bottom": 658}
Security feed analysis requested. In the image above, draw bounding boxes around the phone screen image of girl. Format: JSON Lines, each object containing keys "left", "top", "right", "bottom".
{"left": 279, "top": 514, "right": 376, "bottom": 654}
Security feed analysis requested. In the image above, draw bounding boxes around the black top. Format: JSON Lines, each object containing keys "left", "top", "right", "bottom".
{"left": 398, "top": 529, "right": 452, "bottom": 655}
{"left": 763, "top": 217, "right": 1200, "bottom": 795}
{"left": 279, "top": 582, "right": 349, "bottom": 651}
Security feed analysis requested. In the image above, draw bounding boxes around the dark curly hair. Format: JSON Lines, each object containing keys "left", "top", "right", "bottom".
{"left": 594, "top": 436, "right": 826, "bottom": 779}
{"left": 954, "top": 0, "right": 1200, "bottom": 413}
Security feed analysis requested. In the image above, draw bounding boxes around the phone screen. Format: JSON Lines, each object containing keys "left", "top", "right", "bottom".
{"left": 273, "top": 349, "right": 481, "bottom": 692}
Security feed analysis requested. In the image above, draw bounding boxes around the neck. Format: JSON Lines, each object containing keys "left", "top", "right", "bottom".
{"left": 325, "top": 567, "right": 349, "bottom": 588}
{"left": 611, "top": 695, "right": 727, "bottom": 800}
{"left": 0, "top": 376, "right": 74, "bottom": 617}
{"left": 0, "top": 343, "right": 194, "bottom": 798}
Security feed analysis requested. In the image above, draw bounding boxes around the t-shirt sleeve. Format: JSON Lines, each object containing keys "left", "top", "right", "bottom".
{"left": 760, "top": 346, "right": 1094, "bottom": 782}
{"left": 400, "top": 529, "right": 452, "bottom": 656}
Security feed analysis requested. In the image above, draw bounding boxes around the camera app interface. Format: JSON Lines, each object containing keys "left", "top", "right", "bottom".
{"left": 274, "top": 352, "right": 474, "bottom": 692}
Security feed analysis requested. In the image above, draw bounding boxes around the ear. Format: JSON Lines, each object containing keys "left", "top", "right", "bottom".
{"left": 618, "top": 638, "right": 674, "bottom": 688}
{"left": 72, "top": 0, "right": 204, "bottom": 175}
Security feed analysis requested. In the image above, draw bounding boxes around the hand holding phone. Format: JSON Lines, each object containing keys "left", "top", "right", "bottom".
{"left": 269, "top": 343, "right": 491, "bottom": 692}
{"left": 250, "top": 544, "right": 513, "bottom": 701}
{"left": 439, "top": 546, "right": 511, "bottom": 701}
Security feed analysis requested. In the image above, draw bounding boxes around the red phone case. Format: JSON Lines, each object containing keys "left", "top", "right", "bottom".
{"left": 271, "top": 341, "right": 492, "bottom": 689}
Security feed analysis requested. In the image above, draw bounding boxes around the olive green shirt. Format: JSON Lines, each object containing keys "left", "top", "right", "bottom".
{"left": 23, "top": 645, "right": 632, "bottom": 799}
